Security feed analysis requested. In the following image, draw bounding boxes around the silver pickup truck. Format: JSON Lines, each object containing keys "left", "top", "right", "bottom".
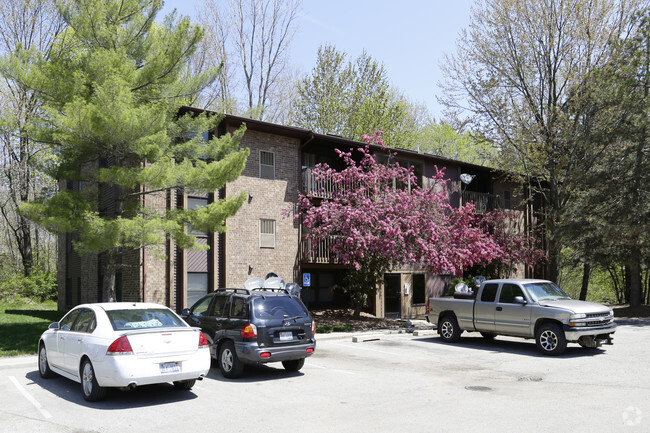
{"left": 426, "top": 279, "right": 616, "bottom": 355}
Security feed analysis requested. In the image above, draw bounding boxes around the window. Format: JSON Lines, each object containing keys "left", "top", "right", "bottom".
{"left": 191, "top": 295, "right": 213, "bottom": 316}
{"left": 480, "top": 283, "right": 499, "bottom": 302}
{"left": 412, "top": 274, "right": 426, "bottom": 305}
{"left": 504, "top": 190, "right": 512, "bottom": 209}
{"left": 260, "top": 150, "right": 275, "bottom": 180}
{"left": 260, "top": 219, "right": 276, "bottom": 248}
{"left": 107, "top": 309, "right": 185, "bottom": 330}
{"left": 211, "top": 295, "right": 229, "bottom": 317}
{"left": 498, "top": 284, "right": 524, "bottom": 304}
{"left": 59, "top": 310, "right": 81, "bottom": 331}
{"left": 187, "top": 272, "right": 209, "bottom": 307}
{"left": 188, "top": 197, "right": 208, "bottom": 236}
{"left": 230, "top": 297, "right": 247, "bottom": 318}
{"left": 72, "top": 309, "right": 97, "bottom": 333}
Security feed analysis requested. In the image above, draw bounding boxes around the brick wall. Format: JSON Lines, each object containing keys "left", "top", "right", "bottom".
{"left": 224, "top": 128, "right": 301, "bottom": 287}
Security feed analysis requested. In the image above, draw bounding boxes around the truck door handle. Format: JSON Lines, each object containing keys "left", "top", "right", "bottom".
{"left": 496, "top": 307, "right": 503, "bottom": 311}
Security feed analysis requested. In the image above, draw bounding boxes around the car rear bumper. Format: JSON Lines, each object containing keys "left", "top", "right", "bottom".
{"left": 93, "top": 348, "right": 211, "bottom": 387}
{"left": 235, "top": 340, "right": 316, "bottom": 364}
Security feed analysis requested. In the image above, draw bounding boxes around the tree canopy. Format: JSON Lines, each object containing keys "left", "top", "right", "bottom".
{"left": 4, "top": 0, "right": 249, "bottom": 301}
{"left": 291, "top": 44, "right": 426, "bottom": 149}
{"left": 439, "top": 0, "right": 645, "bottom": 283}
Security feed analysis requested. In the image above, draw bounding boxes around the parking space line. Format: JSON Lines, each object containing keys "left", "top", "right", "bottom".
{"left": 307, "top": 362, "right": 355, "bottom": 375}
{"left": 8, "top": 376, "right": 52, "bottom": 419}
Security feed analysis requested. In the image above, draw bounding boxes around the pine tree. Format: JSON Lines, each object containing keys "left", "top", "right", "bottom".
{"left": 6, "top": 0, "right": 249, "bottom": 302}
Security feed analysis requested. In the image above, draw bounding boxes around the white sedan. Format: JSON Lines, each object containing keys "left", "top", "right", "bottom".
{"left": 38, "top": 302, "right": 211, "bottom": 402}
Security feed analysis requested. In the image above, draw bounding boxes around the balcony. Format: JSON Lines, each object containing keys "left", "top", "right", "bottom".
{"left": 302, "top": 168, "right": 361, "bottom": 199}
{"left": 300, "top": 237, "right": 339, "bottom": 264}
{"left": 461, "top": 191, "right": 503, "bottom": 214}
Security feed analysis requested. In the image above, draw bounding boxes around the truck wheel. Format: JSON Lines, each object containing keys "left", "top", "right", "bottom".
{"left": 439, "top": 315, "right": 462, "bottom": 343}
{"left": 535, "top": 323, "right": 567, "bottom": 355}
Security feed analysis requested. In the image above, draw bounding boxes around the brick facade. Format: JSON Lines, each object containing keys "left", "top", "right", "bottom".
{"left": 59, "top": 110, "right": 541, "bottom": 317}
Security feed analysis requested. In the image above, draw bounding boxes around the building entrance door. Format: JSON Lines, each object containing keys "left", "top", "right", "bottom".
{"left": 384, "top": 274, "right": 401, "bottom": 319}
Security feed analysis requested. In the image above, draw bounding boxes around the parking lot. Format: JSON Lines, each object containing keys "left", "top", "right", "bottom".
{"left": 2, "top": 319, "right": 649, "bottom": 433}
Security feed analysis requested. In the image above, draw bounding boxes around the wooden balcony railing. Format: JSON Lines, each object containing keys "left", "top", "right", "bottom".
{"left": 300, "top": 237, "right": 340, "bottom": 264}
{"left": 461, "top": 191, "right": 503, "bottom": 214}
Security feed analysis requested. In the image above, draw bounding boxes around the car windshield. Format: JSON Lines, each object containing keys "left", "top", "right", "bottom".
{"left": 524, "top": 282, "right": 572, "bottom": 302}
{"left": 252, "top": 297, "right": 308, "bottom": 320}
{"left": 106, "top": 308, "right": 186, "bottom": 331}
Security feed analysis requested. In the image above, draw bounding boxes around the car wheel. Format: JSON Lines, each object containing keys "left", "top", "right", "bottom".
{"left": 535, "top": 323, "right": 567, "bottom": 356}
{"left": 218, "top": 341, "right": 243, "bottom": 379}
{"left": 439, "top": 315, "right": 462, "bottom": 343}
{"left": 81, "top": 359, "right": 107, "bottom": 402}
{"left": 173, "top": 379, "right": 196, "bottom": 390}
{"left": 38, "top": 343, "right": 56, "bottom": 379}
{"left": 480, "top": 332, "right": 496, "bottom": 340}
{"left": 282, "top": 358, "right": 305, "bottom": 372}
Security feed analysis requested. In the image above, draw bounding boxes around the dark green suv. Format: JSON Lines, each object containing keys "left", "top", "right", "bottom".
{"left": 182, "top": 288, "right": 316, "bottom": 378}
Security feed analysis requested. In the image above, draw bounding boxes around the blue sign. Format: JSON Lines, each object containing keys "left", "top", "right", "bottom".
{"left": 302, "top": 273, "right": 311, "bottom": 287}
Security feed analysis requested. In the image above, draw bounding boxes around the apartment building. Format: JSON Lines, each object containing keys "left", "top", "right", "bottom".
{"left": 58, "top": 108, "right": 541, "bottom": 318}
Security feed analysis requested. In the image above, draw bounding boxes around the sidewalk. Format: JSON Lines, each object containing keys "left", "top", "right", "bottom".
{"left": 0, "top": 355, "right": 37, "bottom": 370}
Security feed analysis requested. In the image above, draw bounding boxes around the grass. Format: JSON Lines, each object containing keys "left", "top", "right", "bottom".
{"left": 0, "top": 298, "right": 61, "bottom": 357}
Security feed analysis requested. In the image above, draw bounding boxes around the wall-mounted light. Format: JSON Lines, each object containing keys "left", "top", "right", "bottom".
{"left": 248, "top": 193, "right": 253, "bottom": 203}
{"left": 248, "top": 264, "right": 253, "bottom": 275}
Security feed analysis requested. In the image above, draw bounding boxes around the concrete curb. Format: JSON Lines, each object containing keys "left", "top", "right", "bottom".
{"left": 0, "top": 355, "right": 37, "bottom": 370}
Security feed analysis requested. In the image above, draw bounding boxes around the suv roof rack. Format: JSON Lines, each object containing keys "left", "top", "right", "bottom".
{"left": 251, "top": 287, "right": 290, "bottom": 295}
{"left": 215, "top": 288, "right": 251, "bottom": 295}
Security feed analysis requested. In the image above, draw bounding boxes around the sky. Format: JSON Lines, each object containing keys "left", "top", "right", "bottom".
{"left": 160, "top": 0, "right": 474, "bottom": 120}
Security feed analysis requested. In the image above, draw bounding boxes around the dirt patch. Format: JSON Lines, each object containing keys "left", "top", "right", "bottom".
{"left": 311, "top": 309, "right": 403, "bottom": 332}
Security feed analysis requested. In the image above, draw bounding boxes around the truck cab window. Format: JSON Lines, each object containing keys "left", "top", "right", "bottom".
{"left": 498, "top": 284, "right": 524, "bottom": 303}
{"left": 480, "top": 283, "right": 499, "bottom": 302}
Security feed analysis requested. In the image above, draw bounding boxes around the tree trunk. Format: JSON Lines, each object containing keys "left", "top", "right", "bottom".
{"left": 579, "top": 262, "right": 590, "bottom": 301}
{"left": 628, "top": 258, "right": 642, "bottom": 307}
{"left": 17, "top": 215, "right": 33, "bottom": 277}
{"left": 102, "top": 248, "right": 118, "bottom": 302}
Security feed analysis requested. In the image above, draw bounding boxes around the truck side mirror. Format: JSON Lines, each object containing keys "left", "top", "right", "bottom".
{"left": 514, "top": 296, "right": 527, "bottom": 305}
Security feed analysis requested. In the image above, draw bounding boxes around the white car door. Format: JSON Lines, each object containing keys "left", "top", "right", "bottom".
{"left": 48, "top": 309, "right": 81, "bottom": 369}
{"left": 63, "top": 309, "right": 97, "bottom": 375}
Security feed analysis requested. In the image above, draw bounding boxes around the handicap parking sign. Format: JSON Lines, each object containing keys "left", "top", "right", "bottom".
{"left": 302, "top": 273, "right": 311, "bottom": 287}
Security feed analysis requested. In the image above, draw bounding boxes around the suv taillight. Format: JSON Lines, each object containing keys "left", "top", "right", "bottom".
{"left": 241, "top": 323, "right": 257, "bottom": 338}
{"left": 107, "top": 336, "right": 133, "bottom": 355}
{"left": 198, "top": 332, "right": 209, "bottom": 348}
{"left": 311, "top": 320, "right": 316, "bottom": 335}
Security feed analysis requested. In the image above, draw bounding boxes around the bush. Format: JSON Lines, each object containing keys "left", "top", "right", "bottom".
{"left": 0, "top": 268, "right": 57, "bottom": 302}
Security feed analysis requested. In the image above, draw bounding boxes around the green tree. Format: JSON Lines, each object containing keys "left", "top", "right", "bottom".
{"left": 417, "top": 123, "right": 499, "bottom": 166}
{"left": 563, "top": 8, "right": 650, "bottom": 306}
{"left": 4, "top": 0, "right": 249, "bottom": 302}
{"left": 291, "top": 44, "right": 425, "bottom": 149}
{"left": 439, "top": 0, "right": 644, "bottom": 282}
{"left": 0, "top": 0, "right": 64, "bottom": 277}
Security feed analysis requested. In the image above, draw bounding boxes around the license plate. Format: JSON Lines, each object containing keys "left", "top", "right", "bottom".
{"left": 279, "top": 331, "right": 293, "bottom": 341}
{"left": 160, "top": 362, "right": 181, "bottom": 374}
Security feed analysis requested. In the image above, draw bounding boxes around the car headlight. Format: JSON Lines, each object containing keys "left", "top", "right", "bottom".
{"left": 568, "top": 313, "right": 587, "bottom": 327}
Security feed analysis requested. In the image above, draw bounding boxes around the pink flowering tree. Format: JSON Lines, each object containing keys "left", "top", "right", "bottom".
{"left": 295, "top": 132, "right": 541, "bottom": 312}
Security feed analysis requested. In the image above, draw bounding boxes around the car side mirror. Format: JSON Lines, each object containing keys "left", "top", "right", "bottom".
{"left": 181, "top": 308, "right": 191, "bottom": 317}
{"left": 514, "top": 296, "right": 527, "bottom": 305}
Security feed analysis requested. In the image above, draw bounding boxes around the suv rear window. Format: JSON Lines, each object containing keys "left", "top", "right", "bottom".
{"left": 252, "top": 297, "right": 308, "bottom": 320}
